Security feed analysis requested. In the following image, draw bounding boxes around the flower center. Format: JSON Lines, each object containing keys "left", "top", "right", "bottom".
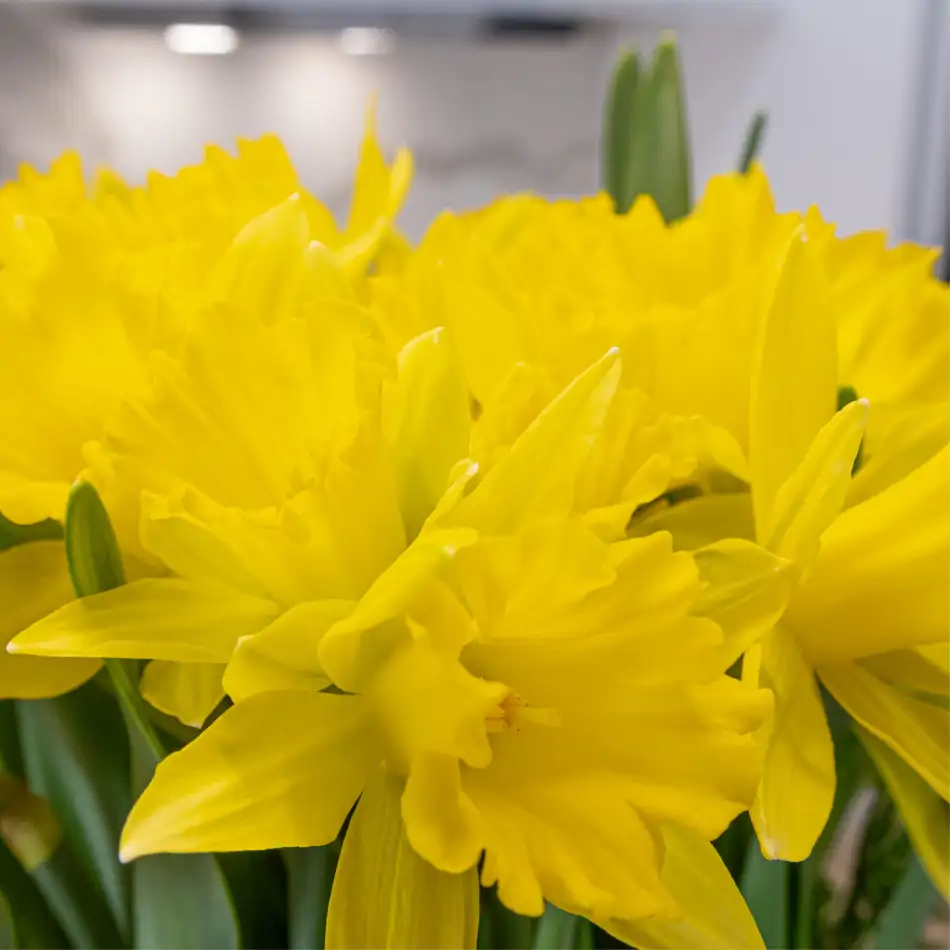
{"left": 485, "top": 692, "right": 560, "bottom": 733}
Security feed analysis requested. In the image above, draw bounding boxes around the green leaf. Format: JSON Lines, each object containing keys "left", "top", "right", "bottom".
{"left": 63, "top": 481, "right": 125, "bottom": 597}
{"left": 285, "top": 846, "right": 335, "bottom": 949}
{"left": 0, "top": 889, "right": 15, "bottom": 948}
{"left": 740, "top": 842, "right": 789, "bottom": 949}
{"left": 218, "top": 851, "right": 288, "bottom": 950}
{"left": 63, "top": 482, "right": 166, "bottom": 764}
{"left": 602, "top": 47, "right": 642, "bottom": 213}
{"left": 534, "top": 903, "right": 578, "bottom": 949}
{"left": 624, "top": 57, "right": 657, "bottom": 218}
{"left": 648, "top": 34, "right": 693, "bottom": 223}
{"left": 4, "top": 704, "right": 115, "bottom": 947}
{"left": 16, "top": 683, "right": 132, "bottom": 941}
{"left": 869, "top": 856, "right": 938, "bottom": 949}
{"left": 601, "top": 36, "right": 694, "bottom": 222}
{"left": 126, "top": 715, "right": 243, "bottom": 950}
{"left": 0, "top": 703, "right": 23, "bottom": 781}
{"left": 737, "top": 111, "right": 769, "bottom": 174}
{"left": 33, "top": 847, "right": 124, "bottom": 948}
{"left": 0, "top": 838, "right": 69, "bottom": 949}
{"left": 479, "top": 888, "right": 535, "bottom": 950}
{"left": 713, "top": 813, "right": 754, "bottom": 882}
{"left": 791, "top": 856, "right": 818, "bottom": 950}
{"left": 575, "top": 918, "right": 594, "bottom": 950}
{"left": 133, "top": 854, "right": 240, "bottom": 950}
{"left": 61, "top": 482, "right": 243, "bottom": 949}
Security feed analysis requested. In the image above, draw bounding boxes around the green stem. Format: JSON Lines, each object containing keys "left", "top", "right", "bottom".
{"left": 795, "top": 858, "right": 815, "bottom": 949}
{"left": 104, "top": 661, "right": 165, "bottom": 765}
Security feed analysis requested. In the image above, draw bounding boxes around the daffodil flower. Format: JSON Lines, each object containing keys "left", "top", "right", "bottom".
{"left": 366, "top": 165, "right": 949, "bottom": 893}
{"left": 633, "top": 233, "right": 949, "bottom": 895}
{"left": 0, "top": 109, "right": 411, "bottom": 709}
{"left": 9, "top": 237, "right": 784, "bottom": 945}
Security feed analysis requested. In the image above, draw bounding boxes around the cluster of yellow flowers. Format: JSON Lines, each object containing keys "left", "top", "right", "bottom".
{"left": 0, "top": 108, "right": 946, "bottom": 949}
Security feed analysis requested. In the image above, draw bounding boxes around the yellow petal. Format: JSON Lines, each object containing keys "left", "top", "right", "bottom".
{"left": 105, "top": 311, "right": 330, "bottom": 513}
{"left": 582, "top": 455, "right": 674, "bottom": 542}
{"left": 466, "top": 746, "right": 672, "bottom": 922}
{"left": 344, "top": 97, "right": 414, "bottom": 247}
{"left": 787, "top": 445, "right": 949, "bottom": 665}
{"left": 691, "top": 539, "right": 793, "bottom": 669}
{"left": 600, "top": 824, "right": 764, "bottom": 950}
{"left": 760, "top": 398, "right": 868, "bottom": 564}
{"left": 401, "top": 752, "right": 485, "bottom": 874}
{"left": 461, "top": 525, "right": 770, "bottom": 908}
{"left": 326, "top": 768, "right": 479, "bottom": 950}
{"left": 918, "top": 642, "right": 950, "bottom": 677}
{"left": 0, "top": 541, "right": 100, "bottom": 699}
{"left": 121, "top": 692, "right": 379, "bottom": 860}
{"left": 860, "top": 728, "right": 949, "bottom": 900}
{"left": 223, "top": 601, "right": 352, "bottom": 702}
{"left": 388, "top": 328, "right": 471, "bottom": 539}
{"left": 0, "top": 476, "right": 70, "bottom": 526}
{"left": 11, "top": 578, "right": 280, "bottom": 663}
{"left": 848, "top": 401, "right": 949, "bottom": 507}
{"left": 860, "top": 647, "right": 950, "bottom": 699}
{"left": 630, "top": 492, "right": 755, "bottom": 551}
{"left": 318, "top": 528, "right": 477, "bottom": 692}
{"left": 751, "top": 626, "right": 835, "bottom": 861}
{"left": 456, "top": 521, "right": 616, "bottom": 640}
{"left": 369, "top": 638, "right": 507, "bottom": 771}
{"left": 204, "top": 196, "right": 312, "bottom": 323}
{"left": 320, "top": 431, "right": 408, "bottom": 597}
{"left": 139, "top": 660, "right": 225, "bottom": 729}
{"left": 140, "top": 493, "right": 271, "bottom": 599}
{"left": 819, "top": 661, "right": 949, "bottom": 800}
{"left": 750, "top": 233, "right": 838, "bottom": 538}
{"left": 450, "top": 349, "right": 621, "bottom": 533}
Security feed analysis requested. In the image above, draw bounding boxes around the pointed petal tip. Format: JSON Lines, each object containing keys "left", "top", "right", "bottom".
{"left": 117, "top": 834, "right": 141, "bottom": 864}
{"left": 760, "top": 837, "right": 779, "bottom": 860}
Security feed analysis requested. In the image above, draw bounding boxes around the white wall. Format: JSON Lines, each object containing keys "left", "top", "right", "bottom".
{"left": 1, "top": 0, "right": 942, "bottom": 243}
{"left": 0, "top": 5, "right": 102, "bottom": 175}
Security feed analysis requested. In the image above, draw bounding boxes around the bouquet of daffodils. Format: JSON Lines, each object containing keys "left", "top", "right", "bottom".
{"left": 0, "top": 38, "right": 945, "bottom": 950}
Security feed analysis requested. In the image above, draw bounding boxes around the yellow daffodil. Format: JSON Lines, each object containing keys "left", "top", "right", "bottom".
{"left": 367, "top": 167, "right": 949, "bottom": 891}
{"left": 631, "top": 234, "right": 949, "bottom": 893}
{"left": 369, "top": 165, "right": 946, "bottom": 460}
{"left": 12, "top": 287, "right": 776, "bottom": 946}
{"left": 0, "top": 111, "right": 410, "bottom": 709}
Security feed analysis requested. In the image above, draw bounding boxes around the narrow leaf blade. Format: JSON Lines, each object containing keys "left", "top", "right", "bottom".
{"left": 133, "top": 854, "right": 240, "bottom": 950}
{"left": 738, "top": 111, "right": 769, "bottom": 174}
{"left": 63, "top": 482, "right": 125, "bottom": 598}
{"left": 869, "top": 856, "right": 938, "bottom": 949}
{"left": 534, "top": 903, "right": 578, "bottom": 949}
{"left": 17, "top": 683, "right": 132, "bottom": 940}
{"left": 648, "top": 34, "right": 693, "bottom": 222}
{"left": 286, "top": 846, "right": 335, "bottom": 950}
{"left": 602, "top": 48, "right": 642, "bottom": 212}
{"left": 740, "top": 842, "right": 789, "bottom": 949}
{"left": 0, "top": 838, "right": 69, "bottom": 949}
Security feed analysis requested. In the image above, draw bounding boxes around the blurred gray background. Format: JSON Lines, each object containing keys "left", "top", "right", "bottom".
{"left": 0, "top": 0, "right": 947, "bottom": 250}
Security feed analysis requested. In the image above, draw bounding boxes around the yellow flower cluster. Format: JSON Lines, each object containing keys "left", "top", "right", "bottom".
{"left": 0, "top": 112, "right": 946, "bottom": 949}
